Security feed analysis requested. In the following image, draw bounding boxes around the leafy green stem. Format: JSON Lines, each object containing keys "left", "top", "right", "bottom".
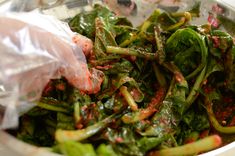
{"left": 166, "top": 12, "right": 191, "bottom": 31}
{"left": 154, "top": 26, "right": 165, "bottom": 64}
{"left": 166, "top": 17, "right": 186, "bottom": 31}
{"left": 152, "top": 63, "right": 167, "bottom": 87}
{"left": 122, "top": 87, "right": 166, "bottom": 123}
{"left": 149, "top": 135, "right": 222, "bottom": 156}
{"left": 119, "top": 32, "right": 138, "bottom": 47}
{"left": 185, "top": 65, "right": 207, "bottom": 110}
{"left": 120, "top": 86, "right": 138, "bottom": 111}
{"left": 55, "top": 114, "right": 118, "bottom": 142}
{"left": 106, "top": 46, "right": 157, "bottom": 60}
{"left": 37, "top": 102, "right": 70, "bottom": 113}
{"left": 205, "top": 98, "right": 235, "bottom": 134}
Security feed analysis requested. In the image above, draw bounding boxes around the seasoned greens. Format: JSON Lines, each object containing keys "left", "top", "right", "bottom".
{"left": 14, "top": 4, "right": 235, "bottom": 156}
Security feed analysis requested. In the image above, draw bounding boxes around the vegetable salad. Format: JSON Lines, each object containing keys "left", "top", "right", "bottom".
{"left": 12, "top": 3, "right": 235, "bottom": 156}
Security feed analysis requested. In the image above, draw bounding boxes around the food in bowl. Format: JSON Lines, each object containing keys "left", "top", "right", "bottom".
{"left": 8, "top": 2, "right": 235, "bottom": 156}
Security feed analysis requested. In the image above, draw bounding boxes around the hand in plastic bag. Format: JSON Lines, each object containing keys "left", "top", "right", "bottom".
{"left": 0, "top": 12, "right": 104, "bottom": 129}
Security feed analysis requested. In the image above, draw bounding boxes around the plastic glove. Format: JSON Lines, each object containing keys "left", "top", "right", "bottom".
{"left": 0, "top": 12, "right": 103, "bottom": 129}
{"left": 0, "top": 13, "right": 104, "bottom": 96}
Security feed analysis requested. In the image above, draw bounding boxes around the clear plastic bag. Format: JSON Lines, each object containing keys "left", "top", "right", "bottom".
{"left": 0, "top": 11, "right": 103, "bottom": 129}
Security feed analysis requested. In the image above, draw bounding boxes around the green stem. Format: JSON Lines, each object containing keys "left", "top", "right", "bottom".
{"left": 171, "top": 12, "right": 192, "bottom": 20}
{"left": 152, "top": 63, "right": 167, "bottom": 87}
{"left": 122, "top": 87, "right": 165, "bottom": 123}
{"left": 162, "top": 62, "right": 185, "bottom": 85}
{"left": 56, "top": 114, "right": 117, "bottom": 142}
{"left": 119, "top": 33, "right": 138, "bottom": 47}
{"left": 165, "top": 78, "right": 176, "bottom": 98}
{"left": 149, "top": 135, "right": 222, "bottom": 156}
{"left": 140, "top": 21, "right": 151, "bottom": 34}
{"left": 155, "top": 28, "right": 162, "bottom": 51}
{"left": 170, "top": 12, "right": 186, "bottom": 17}
{"left": 206, "top": 98, "right": 235, "bottom": 134}
{"left": 186, "top": 65, "right": 207, "bottom": 110}
{"left": 106, "top": 46, "right": 157, "bottom": 60}
{"left": 74, "top": 102, "right": 81, "bottom": 123}
{"left": 37, "top": 102, "right": 69, "bottom": 113}
{"left": 122, "top": 109, "right": 155, "bottom": 124}
{"left": 154, "top": 26, "right": 165, "bottom": 64}
{"left": 166, "top": 18, "right": 186, "bottom": 31}
{"left": 139, "top": 9, "right": 161, "bottom": 32}
{"left": 209, "top": 112, "right": 235, "bottom": 134}
{"left": 162, "top": 62, "right": 184, "bottom": 98}
{"left": 162, "top": 62, "right": 181, "bottom": 75}
{"left": 120, "top": 86, "right": 138, "bottom": 111}
{"left": 89, "top": 55, "right": 120, "bottom": 66}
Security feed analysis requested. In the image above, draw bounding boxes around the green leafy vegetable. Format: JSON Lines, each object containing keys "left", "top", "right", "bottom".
{"left": 14, "top": 3, "right": 235, "bottom": 156}
{"left": 58, "top": 141, "right": 96, "bottom": 156}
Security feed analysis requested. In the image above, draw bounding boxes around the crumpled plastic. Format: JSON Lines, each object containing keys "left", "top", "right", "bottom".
{"left": 0, "top": 11, "right": 104, "bottom": 129}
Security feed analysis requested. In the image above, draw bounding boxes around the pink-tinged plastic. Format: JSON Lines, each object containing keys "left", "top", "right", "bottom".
{"left": 0, "top": 12, "right": 103, "bottom": 129}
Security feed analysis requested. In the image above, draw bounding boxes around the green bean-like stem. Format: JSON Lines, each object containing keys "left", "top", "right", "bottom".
{"left": 166, "top": 17, "right": 186, "bottom": 31}
{"left": 122, "top": 87, "right": 165, "bottom": 123}
{"left": 74, "top": 102, "right": 81, "bottom": 123}
{"left": 140, "top": 21, "right": 151, "bottom": 35}
{"left": 206, "top": 98, "right": 235, "bottom": 134}
{"left": 154, "top": 26, "right": 165, "bottom": 64}
{"left": 106, "top": 46, "right": 157, "bottom": 60}
{"left": 37, "top": 102, "right": 69, "bottom": 113}
{"left": 170, "top": 12, "right": 192, "bottom": 20}
{"left": 55, "top": 114, "right": 116, "bottom": 142}
{"left": 149, "top": 135, "right": 222, "bottom": 156}
{"left": 119, "top": 32, "right": 138, "bottom": 47}
{"left": 89, "top": 55, "right": 120, "bottom": 66}
{"left": 208, "top": 111, "right": 235, "bottom": 134}
{"left": 166, "top": 12, "right": 191, "bottom": 31}
{"left": 122, "top": 108, "right": 156, "bottom": 124}
{"left": 139, "top": 9, "right": 161, "bottom": 33}
{"left": 120, "top": 86, "right": 138, "bottom": 111}
{"left": 152, "top": 63, "right": 166, "bottom": 87}
{"left": 185, "top": 65, "right": 207, "bottom": 110}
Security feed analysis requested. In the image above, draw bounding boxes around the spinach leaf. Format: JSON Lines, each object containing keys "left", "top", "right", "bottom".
{"left": 69, "top": 4, "right": 131, "bottom": 40}
{"left": 165, "top": 28, "right": 208, "bottom": 79}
